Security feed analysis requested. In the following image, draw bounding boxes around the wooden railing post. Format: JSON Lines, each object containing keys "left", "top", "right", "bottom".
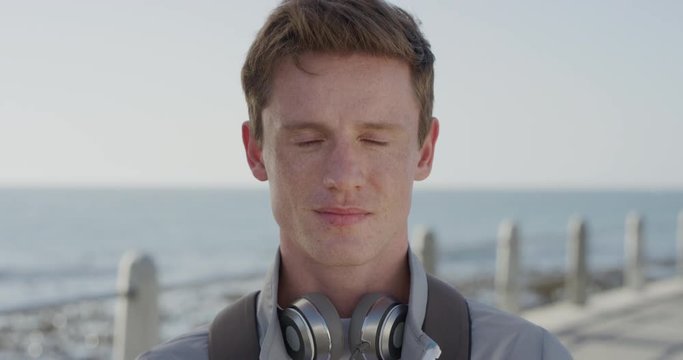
{"left": 113, "top": 251, "right": 159, "bottom": 360}
{"left": 496, "top": 220, "right": 520, "bottom": 313}
{"left": 566, "top": 216, "right": 588, "bottom": 305}
{"left": 678, "top": 210, "right": 683, "bottom": 279}
{"left": 624, "top": 212, "right": 645, "bottom": 290}
{"left": 413, "top": 225, "right": 437, "bottom": 275}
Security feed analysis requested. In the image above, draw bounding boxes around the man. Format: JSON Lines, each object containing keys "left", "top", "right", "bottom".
{"left": 140, "top": 0, "right": 571, "bottom": 359}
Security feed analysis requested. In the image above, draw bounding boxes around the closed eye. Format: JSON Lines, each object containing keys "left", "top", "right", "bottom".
{"left": 361, "top": 138, "right": 388, "bottom": 146}
{"left": 296, "top": 139, "right": 324, "bottom": 147}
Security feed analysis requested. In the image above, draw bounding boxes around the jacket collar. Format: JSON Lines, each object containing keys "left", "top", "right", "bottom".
{"left": 255, "top": 248, "right": 441, "bottom": 359}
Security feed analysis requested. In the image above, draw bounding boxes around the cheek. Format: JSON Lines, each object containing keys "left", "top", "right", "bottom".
{"left": 374, "top": 148, "right": 420, "bottom": 180}
{"left": 268, "top": 148, "right": 315, "bottom": 185}
{"left": 369, "top": 155, "right": 416, "bottom": 213}
{"left": 376, "top": 150, "right": 418, "bottom": 204}
{"left": 264, "top": 147, "right": 317, "bottom": 210}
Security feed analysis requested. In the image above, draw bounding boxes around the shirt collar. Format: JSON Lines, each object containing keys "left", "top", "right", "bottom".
{"left": 255, "top": 248, "right": 441, "bottom": 359}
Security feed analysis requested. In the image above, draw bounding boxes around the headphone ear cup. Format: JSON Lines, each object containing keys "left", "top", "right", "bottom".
{"left": 349, "top": 293, "right": 383, "bottom": 354}
{"left": 348, "top": 294, "right": 407, "bottom": 360}
{"left": 303, "top": 293, "right": 344, "bottom": 359}
{"left": 279, "top": 293, "right": 344, "bottom": 360}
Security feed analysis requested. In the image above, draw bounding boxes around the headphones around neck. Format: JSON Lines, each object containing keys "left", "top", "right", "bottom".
{"left": 279, "top": 293, "right": 408, "bottom": 360}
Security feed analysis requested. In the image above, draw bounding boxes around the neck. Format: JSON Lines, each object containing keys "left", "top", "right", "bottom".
{"left": 277, "top": 243, "right": 411, "bottom": 318}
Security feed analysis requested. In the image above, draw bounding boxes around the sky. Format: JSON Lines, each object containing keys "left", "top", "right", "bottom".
{"left": 1, "top": 0, "right": 682, "bottom": 189}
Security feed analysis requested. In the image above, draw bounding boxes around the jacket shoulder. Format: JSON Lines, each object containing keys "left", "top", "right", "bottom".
{"left": 136, "top": 325, "right": 210, "bottom": 360}
{"left": 467, "top": 300, "right": 572, "bottom": 359}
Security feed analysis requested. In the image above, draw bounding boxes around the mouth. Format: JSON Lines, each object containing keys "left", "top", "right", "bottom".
{"left": 314, "top": 207, "right": 371, "bottom": 226}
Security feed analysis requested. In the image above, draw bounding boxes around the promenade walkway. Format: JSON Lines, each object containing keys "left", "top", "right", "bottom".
{"left": 523, "top": 278, "right": 683, "bottom": 359}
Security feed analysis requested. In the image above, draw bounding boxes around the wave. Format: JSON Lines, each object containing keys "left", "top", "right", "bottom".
{"left": 0, "top": 265, "right": 116, "bottom": 282}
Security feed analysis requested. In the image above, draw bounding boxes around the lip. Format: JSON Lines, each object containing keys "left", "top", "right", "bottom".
{"left": 314, "top": 207, "right": 371, "bottom": 226}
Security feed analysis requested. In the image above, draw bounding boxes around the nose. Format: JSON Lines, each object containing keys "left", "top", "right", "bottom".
{"left": 322, "top": 140, "right": 364, "bottom": 192}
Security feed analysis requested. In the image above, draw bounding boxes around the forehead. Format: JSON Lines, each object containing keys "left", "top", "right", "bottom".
{"left": 265, "top": 52, "right": 418, "bottom": 126}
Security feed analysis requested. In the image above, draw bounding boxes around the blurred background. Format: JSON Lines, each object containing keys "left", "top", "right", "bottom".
{"left": 1, "top": 0, "right": 682, "bottom": 358}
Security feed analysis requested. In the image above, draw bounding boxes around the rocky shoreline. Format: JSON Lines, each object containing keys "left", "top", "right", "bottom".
{"left": 0, "top": 269, "right": 630, "bottom": 359}
{"left": 0, "top": 278, "right": 256, "bottom": 360}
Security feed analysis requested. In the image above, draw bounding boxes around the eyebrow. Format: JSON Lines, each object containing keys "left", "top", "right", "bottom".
{"left": 358, "top": 122, "right": 401, "bottom": 131}
{"left": 281, "top": 121, "right": 401, "bottom": 132}
{"left": 281, "top": 121, "right": 326, "bottom": 132}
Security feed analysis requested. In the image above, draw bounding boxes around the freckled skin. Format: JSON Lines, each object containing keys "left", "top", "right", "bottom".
{"left": 243, "top": 52, "right": 438, "bottom": 295}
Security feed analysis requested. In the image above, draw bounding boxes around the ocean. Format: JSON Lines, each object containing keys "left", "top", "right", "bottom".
{"left": 1, "top": 188, "right": 681, "bottom": 313}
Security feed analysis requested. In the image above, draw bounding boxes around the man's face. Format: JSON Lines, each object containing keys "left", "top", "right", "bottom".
{"left": 243, "top": 53, "right": 438, "bottom": 267}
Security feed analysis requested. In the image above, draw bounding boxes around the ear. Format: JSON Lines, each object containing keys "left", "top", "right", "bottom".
{"left": 242, "top": 121, "right": 268, "bottom": 181}
{"left": 415, "top": 118, "right": 439, "bottom": 181}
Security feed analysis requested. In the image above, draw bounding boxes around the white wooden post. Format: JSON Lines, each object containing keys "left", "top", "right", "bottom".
{"left": 495, "top": 220, "right": 520, "bottom": 313}
{"left": 113, "top": 251, "right": 159, "bottom": 360}
{"left": 677, "top": 210, "right": 683, "bottom": 278}
{"left": 413, "top": 225, "right": 437, "bottom": 275}
{"left": 624, "top": 212, "right": 645, "bottom": 290}
{"left": 566, "top": 216, "right": 588, "bottom": 305}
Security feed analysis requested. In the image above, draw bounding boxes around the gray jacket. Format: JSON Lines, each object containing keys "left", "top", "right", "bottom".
{"left": 139, "top": 250, "right": 571, "bottom": 359}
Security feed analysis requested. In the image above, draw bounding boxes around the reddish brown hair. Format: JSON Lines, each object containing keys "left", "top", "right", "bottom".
{"left": 242, "top": 0, "right": 435, "bottom": 145}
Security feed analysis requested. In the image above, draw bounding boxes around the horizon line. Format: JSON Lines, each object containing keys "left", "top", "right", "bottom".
{"left": 1, "top": 182, "right": 682, "bottom": 192}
